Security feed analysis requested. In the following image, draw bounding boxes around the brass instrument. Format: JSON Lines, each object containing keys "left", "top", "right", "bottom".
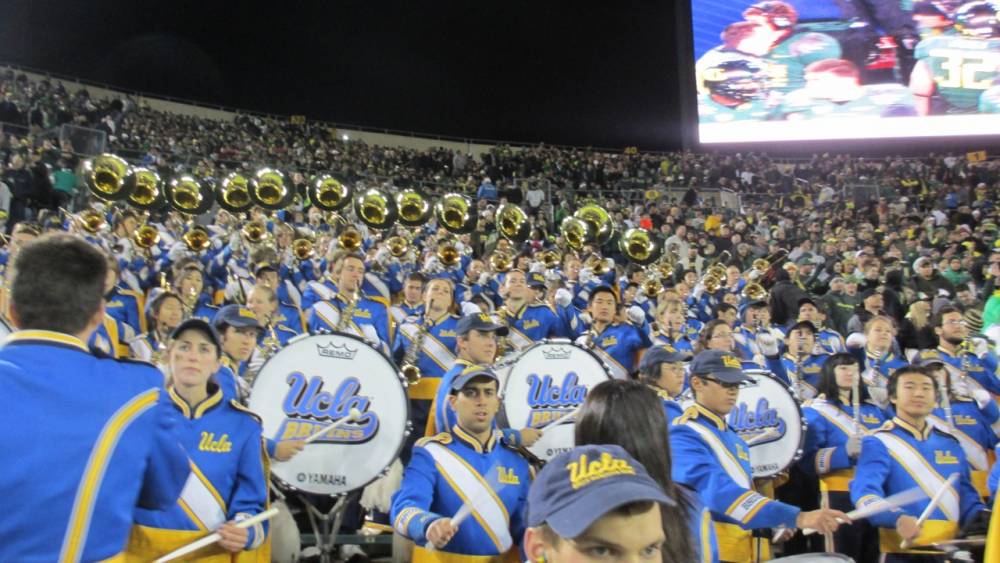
{"left": 183, "top": 226, "right": 212, "bottom": 253}
{"left": 495, "top": 307, "right": 513, "bottom": 356}
{"left": 396, "top": 189, "right": 432, "bottom": 227}
{"left": 939, "top": 370, "right": 955, "bottom": 429}
{"left": 437, "top": 239, "right": 461, "bottom": 268}
{"left": 336, "top": 290, "right": 361, "bottom": 333}
{"left": 72, "top": 208, "right": 107, "bottom": 234}
{"left": 310, "top": 174, "right": 353, "bottom": 211}
{"left": 641, "top": 277, "right": 663, "bottom": 299}
{"left": 490, "top": 251, "right": 513, "bottom": 273}
{"left": 167, "top": 174, "right": 214, "bottom": 215}
{"left": 619, "top": 227, "right": 661, "bottom": 265}
{"left": 250, "top": 167, "right": 294, "bottom": 210}
{"left": 741, "top": 282, "right": 767, "bottom": 302}
{"left": 217, "top": 172, "right": 254, "bottom": 213}
{"left": 573, "top": 202, "right": 615, "bottom": 246}
{"left": 699, "top": 251, "right": 731, "bottom": 294}
{"left": 292, "top": 238, "right": 314, "bottom": 261}
{"left": 434, "top": 193, "right": 477, "bottom": 234}
{"left": 241, "top": 220, "right": 270, "bottom": 245}
{"left": 541, "top": 249, "right": 562, "bottom": 270}
{"left": 124, "top": 167, "right": 166, "bottom": 210}
{"left": 338, "top": 228, "right": 363, "bottom": 251}
{"left": 386, "top": 235, "right": 409, "bottom": 258}
{"left": 84, "top": 153, "right": 132, "bottom": 201}
{"left": 354, "top": 187, "right": 398, "bottom": 230}
{"left": 560, "top": 216, "right": 591, "bottom": 252}
{"left": 584, "top": 254, "right": 611, "bottom": 276}
{"left": 133, "top": 224, "right": 161, "bottom": 251}
{"left": 496, "top": 204, "right": 530, "bottom": 243}
{"left": 745, "top": 249, "right": 788, "bottom": 282}
{"left": 400, "top": 304, "right": 435, "bottom": 385}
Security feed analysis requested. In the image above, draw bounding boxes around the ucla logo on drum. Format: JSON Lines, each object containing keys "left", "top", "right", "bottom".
{"left": 729, "top": 397, "right": 786, "bottom": 446}
{"left": 525, "top": 372, "right": 587, "bottom": 427}
{"left": 276, "top": 372, "right": 379, "bottom": 444}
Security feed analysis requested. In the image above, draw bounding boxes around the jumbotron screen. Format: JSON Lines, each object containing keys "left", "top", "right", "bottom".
{"left": 690, "top": 0, "right": 1000, "bottom": 143}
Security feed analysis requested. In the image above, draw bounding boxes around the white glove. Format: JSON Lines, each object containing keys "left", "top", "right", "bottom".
{"left": 868, "top": 387, "right": 889, "bottom": 408}
{"left": 633, "top": 292, "right": 649, "bottom": 305}
{"left": 579, "top": 267, "right": 596, "bottom": 285}
{"left": 846, "top": 435, "right": 861, "bottom": 459}
{"left": 115, "top": 237, "right": 134, "bottom": 262}
{"left": 579, "top": 312, "right": 593, "bottom": 326}
{"left": 477, "top": 272, "right": 491, "bottom": 286}
{"left": 845, "top": 332, "right": 867, "bottom": 349}
{"left": 627, "top": 305, "right": 646, "bottom": 325}
{"left": 167, "top": 241, "right": 192, "bottom": 262}
{"left": 461, "top": 301, "right": 482, "bottom": 315}
{"left": 545, "top": 269, "right": 562, "bottom": 282}
{"left": 373, "top": 246, "right": 391, "bottom": 265}
{"left": 227, "top": 231, "right": 242, "bottom": 253}
{"left": 972, "top": 337, "right": 991, "bottom": 358}
{"left": 603, "top": 257, "right": 615, "bottom": 271}
{"left": 691, "top": 281, "right": 707, "bottom": 300}
{"left": 360, "top": 324, "right": 380, "bottom": 347}
{"left": 757, "top": 332, "right": 780, "bottom": 357}
{"left": 529, "top": 261, "right": 546, "bottom": 274}
{"left": 554, "top": 288, "right": 572, "bottom": 308}
{"left": 972, "top": 388, "right": 994, "bottom": 410}
{"left": 282, "top": 249, "right": 295, "bottom": 269}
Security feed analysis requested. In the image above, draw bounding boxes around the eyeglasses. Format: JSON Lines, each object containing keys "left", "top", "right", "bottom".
{"left": 943, "top": 319, "right": 966, "bottom": 326}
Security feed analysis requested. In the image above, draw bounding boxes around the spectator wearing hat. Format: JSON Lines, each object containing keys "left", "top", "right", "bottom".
{"left": 846, "top": 287, "right": 886, "bottom": 336}
{"left": 391, "top": 367, "right": 532, "bottom": 559}
{"left": 637, "top": 344, "right": 691, "bottom": 424}
{"left": 769, "top": 266, "right": 808, "bottom": 327}
{"left": 522, "top": 444, "right": 681, "bottom": 561}
{"left": 897, "top": 292, "right": 937, "bottom": 355}
{"left": 909, "top": 255, "right": 955, "bottom": 299}
{"left": 821, "top": 276, "right": 859, "bottom": 337}
{"left": 671, "top": 350, "right": 848, "bottom": 562}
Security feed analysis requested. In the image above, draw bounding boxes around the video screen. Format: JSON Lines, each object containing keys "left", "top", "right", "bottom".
{"left": 690, "top": 0, "right": 1000, "bottom": 143}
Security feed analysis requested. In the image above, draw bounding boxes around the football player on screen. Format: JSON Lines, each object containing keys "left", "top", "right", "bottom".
{"left": 779, "top": 58, "right": 918, "bottom": 120}
{"left": 912, "top": 0, "right": 962, "bottom": 39}
{"left": 910, "top": 0, "right": 1000, "bottom": 115}
{"left": 698, "top": 58, "right": 780, "bottom": 123}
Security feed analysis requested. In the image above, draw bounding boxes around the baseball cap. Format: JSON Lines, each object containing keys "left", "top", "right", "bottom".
{"left": 688, "top": 350, "right": 751, "bottom": 384}
{"left": 212, "top": 304, "right": 264, "bottom": 331}
{"left": 638, "top": 345, "right": 690, "bottom": 375}
{"left": 860, "top": 287, "right": 883, "bottom": 301}
{"left": 526, "top": 444, "right": 674, "bottom": 539}
{"left": 456, "top": 312, "right": 509, "bottom": 336}
{"left": 449, "top": 366, "right": 500, "bottom": 392}
{"left": 169, "top": 318, "right": 222, "bottom": 356}
{"left": 527, "top": 272, "right": 547, "bottom": 289}
{"left": 254, "top": 262, "right": 278, "bottom": 276}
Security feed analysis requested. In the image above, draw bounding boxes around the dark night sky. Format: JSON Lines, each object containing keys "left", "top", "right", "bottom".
{"left": 0, "top": 1, "right": 688, "bottom": 150}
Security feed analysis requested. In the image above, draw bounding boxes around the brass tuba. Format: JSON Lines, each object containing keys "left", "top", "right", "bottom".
{"left": 309, "top": 174, "right": 353, "bottom": 212}
{"left": 354, "top": 187, "right": 398, "bottom": 230}
{"left": 241, "top": 220, "right": 270, "bottom": 245}
{"left": 396, "top": 189, "right": 432, "bottom": 227}
{"left": 167, "top": 174, "right": 214, "bottom": 215}
{"left": 183, "top": 225, "right": 212, "bottom": 253}
{"left": 573, "top": 202, "right": 615, "bottom": 246}
{"left": 560, "top": 216, "right": 591, "bottom": 252}
{"left": 84, "top": 154, "right": 132, "bottom": 201}
{"left": 124, "top": 167, "right": 165, "bottom": 211}
{"left": 496, "top": 203, "right": 530, "bottom": 243}
{"left": 434, "top": 193, "right": 477, "bottom": 234}
{"left": 292, "top": 237, "right": 314, "bottom": 261}
{"left": 618, "top": 227, "right": 661, "bottom": 266}
{"left": 217, "top": 172, "right": 254, "bottom": 213}
{"left": 250, "top": 167, "right": 294, "bottom": 210}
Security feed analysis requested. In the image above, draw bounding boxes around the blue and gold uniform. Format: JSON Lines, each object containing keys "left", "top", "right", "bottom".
{"left": 390, "top": 427, "right": 531, "bottom": 561}
{"left": 390, "top": 301, "right": 425, "bottom": 325}
{"left": 128, "top": 384, "right": 269, "bottom": 561}
{"left": 779, "top": 352, "right": 829, "bottom": 399}
{"left": 919, "top": 346, "right": 1000, "bottom": 395}
{"left": 651, "top": 330, "right": 696, "bottom": 357}
{"left": 0, "top": 331, "right": 190, "bottom": 562}
{"left": 394, "top": 313, "right": 460, "bottom": 436}
{"left": 928, "top": 397, "right": 1000, "bottom": 499}
{"left": 306, "top": 290, "right": 393, "bottom": 351}
{"left": 856, "top": 348, "right": 909, "bottom": 397}
{"left": 90, "top": 312, "right": 135, "bottom": 359}
{"left": 850, "top": 417, "right": 986, "bottom": 556}
{"left": 499, "top": 301, "right": 568, "bottom": 348}
{"left": 575, "top": 321, "right": 652, "bottom": 379}
{"left": 106, "top": 284, "right": 147, "bottom": 334}
{"left": 649, "top": 384, "right": 685, "bottom": 427}
{"left": 671, "top": 403, "right": 801, "bottom": 562}
{"left": 432, "top": 359, "right": 479, "bottom": 437}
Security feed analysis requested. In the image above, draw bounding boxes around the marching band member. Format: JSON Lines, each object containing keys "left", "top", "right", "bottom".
{"left": 651, "top": 299, "right": 697, "bottom": 357}
{"left": 849, "top": 315, "right": 908, "bottom": 408}
{"left": 800, "top": 353, "right": 887, "bottom": 563}
{"left": 211, "top": 304, "right": 265, "bottom": 399}
{"left": 306, "top": 250, "right": 393, "bottom": 352}
{"left": 176, "top": 265, "right": 221, "bottom": 321}
{"left": 253, "top": 262, "right": 305, "bottom": 334}
{"left": 0, "top": 234, "right": 190, "bottom": 562}
{"left": 920, "top": 305, "right": 1000, "bottom": 396}
{"left": 391, "top": 367, "right": 532, "bottom": 561}
{"left": 637, "top": 344, "right": 691, "bottom": 424}
{"left": 574, "top": 285, "right": 652, "bottom": 379}
{"left": 921, "top": 360, "right": 1000, "bottom": 500}
{"left": 576, "top": 379, "right": 717, "bottom": 562}
{"left": 131, "top": 289, "right": 184, "bottom": 366}
{"left": 128, "top": 318, "right": 269, "bottom": 561}
{"left": 733, "top": 300, "right": 784, "bottom": 369}
{"left": 391, "top": 271, "right": 426, "bottom": 324}
{"left": 394, "top": 276, "right": 460, "bottom": 439}
{"left": 522, "top": 444, "right": 683, "bottom": 561}
{"left": 781, "top": 321, "right": 829, "bottom": 400}
{"left": 850, "top": 366, "right": 989, "bottom": 561}
{"left": 796, "top": 298, "right": 845, "bottom": 355}
{"left": 0, "top": 221, "right": 40, "bottom": 320}
{"left": 496, "top": 269, "right": 567, "bottom": 350}
{"left": 671, "top": 350, "right": 848, "bottom": 562}
{"left": 245, "top": 284, "right": 299, "bottom": 349}
{"left": 89, "top": 253, "right": 137, "bottom": 359}
{"left": 105, "top": 255, "right": 147, "bottom": 335}
{"left": 699, "top": 318, "right": 786, "bottom": 378}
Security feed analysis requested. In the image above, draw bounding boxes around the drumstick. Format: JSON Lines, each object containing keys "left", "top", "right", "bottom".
{"left": 803, "top": 486, "right": 927, "bottom": 535}
{"left": 153, "top": 508, "right": 279, "bottom": 562}
{"left": 538, "top": 404, "right": 582, "bottom": 431}
{"left": 744, "top": 426, "right": 780, "bottom": 446}
{"left": 427, "top": 468, "right": 508, "bottom": 551}
{"left": 303, "top": 408, "right": 363, "bottom": 445}
{"left": 900, "top": 473, "right": 958, "bottom": 549}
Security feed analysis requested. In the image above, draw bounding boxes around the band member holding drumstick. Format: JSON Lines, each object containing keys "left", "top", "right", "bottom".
{"left": 576, "top": 379, "right": 715, "bottom": 562}
{"left": 800, "top": 353, "right": 887, "bottom": 563}
{"left": 851, "top": 366, "right": 989, "bottom": 561}
{"left": 573, "top": 285, "right": 651, "bottom": 379}
{"left": 391, "top": 367, "right": 532, "bottom": 561}
{"left": 637, "top": 344, "right": 691, "bottom": 424}
{"left": 522, "top": 444, "right": 675, "bottom": 561}
{"left": 128, "top": 318, "right": 270, "bottom": 561}
{"left": 671, "top": 350, "right": 848, "bottom": 562}
{"left": 0, "top": 234, "right": 190, "bottom": 562}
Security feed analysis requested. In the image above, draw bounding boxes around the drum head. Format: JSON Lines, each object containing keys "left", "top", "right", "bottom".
{"left": 732, "top": 370, "right": 806, "bottom": 478}
{"left": 248, "top": 333, "right": 409, "bottom": 495}
{"left": 499, "top": 340, "right": 611, "bottom": 461}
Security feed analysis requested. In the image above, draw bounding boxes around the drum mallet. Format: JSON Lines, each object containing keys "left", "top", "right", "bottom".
{"left": 900, "top": 473, "right": 958, "bottom": 549}
{"left": 153, "top": 507, "right": 279, "bottom": 562}
{"left": 803, "top": 486, "right": 927, "bottom": 535}
{"left": 538, "top": 404, "right": 582, "bottom": 432}
{"left": 303, "top": 407, "right": 363, "bottom": 445}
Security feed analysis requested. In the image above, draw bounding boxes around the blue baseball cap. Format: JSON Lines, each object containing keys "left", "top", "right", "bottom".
{"left": 456, "top": 312, "right": 509, "bottom": 336}
{"left": 212, "top": 304, "right": 263, "bottom": 331}
{"left": 688, "top": 350, "right": 751, "bottom": 384}
{"left": 449, "top": 366, "right": 500, "bottom": 392}
{"left": 527, "top": 444, "right": 673, "bottom": 539}
{"left": 638, "top": 344, "right": 690, "bottom": 377}
{"left": 169, "top": 318, "right": 222, "bottom": 357}
{"left": 527, "top": 272, "right": 547, "bottom": 289}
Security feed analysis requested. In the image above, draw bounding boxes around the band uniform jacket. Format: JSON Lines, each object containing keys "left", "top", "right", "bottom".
{"left": 390, "top": 426, "right": 531, "bottom": 561}
{"left": 306, "top": 287, "right": 393, "bottom": 350}
{"left": 799, "top": 396, "right": 887, "bottom": 492}
{"left": 919, "top": 346, "right": 1000, "bottom": 395}
{"left": 498, "top": 301, "right": 568, "bottom": 347}
{"left": 850, "top": 417, "right": 985, "bottom": 555}
{"left": 393, "top": 313, "right": 460, "bottom": 434}
{"left": 106, "top": 284, "right": 146, "bottom": 334}
{"left": 671, "top": 404, "right": 801, "bottom": 562}
{"left": 927, "top": 398, "right": 1000, "bottom": 498}
{"left": 0, "top": 330, "right": 190, "bottom": 563}
{"left": 128, "top": 385, "right": 269, "bottom": 562}
{"left": 573, "top": 321, "right": 653, "bottom": 378}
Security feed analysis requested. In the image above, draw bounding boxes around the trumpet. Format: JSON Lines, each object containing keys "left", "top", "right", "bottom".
{"left": 745, "top": 249, "right": 788, "bottom": 282}
{"left": 540, "top": 249, "right": 562, "bottom": 270}
{"left": 241, "top": 220, "right": 270, "bottom": 245}
{"left": 699, "top": 251, "right": 731, "bottom": 294}
{"left": 437, "top": 239, "right": 461, "bottom": 268}
{"left": 133, "top": 224, "right": 161, "bottom": 251}
{"left": 183, "top": 225, "right": 212, "bottom": 253}
{"left": 490, "top": 251, "right": 513, "bottom": 273}
{"left": 338, "top": 228, "right": 363, "bottom": 252}
{"left": 386, "top": 235, "right": 409, "bottom": 258}
{"left": 584, "top": 254, "right": 611, "bottom": 277}
{"left": 69, "top": 208, "right": 107, "bottom": 234}
{"left": 741, "top": 282, "right": 767, "bottom": 302}
{"left": 336, "top": 290, "right": 360, "bottom": 333}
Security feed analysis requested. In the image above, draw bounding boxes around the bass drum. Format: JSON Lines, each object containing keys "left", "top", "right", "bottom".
{"left": 247, "top": 333, "right": 410, "bottom": 496}
{"left": 498, "top": 339, "right": 611, "bottom": 462}
{"left": 679, "top": 370, "right": 805, "bottom": 479}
